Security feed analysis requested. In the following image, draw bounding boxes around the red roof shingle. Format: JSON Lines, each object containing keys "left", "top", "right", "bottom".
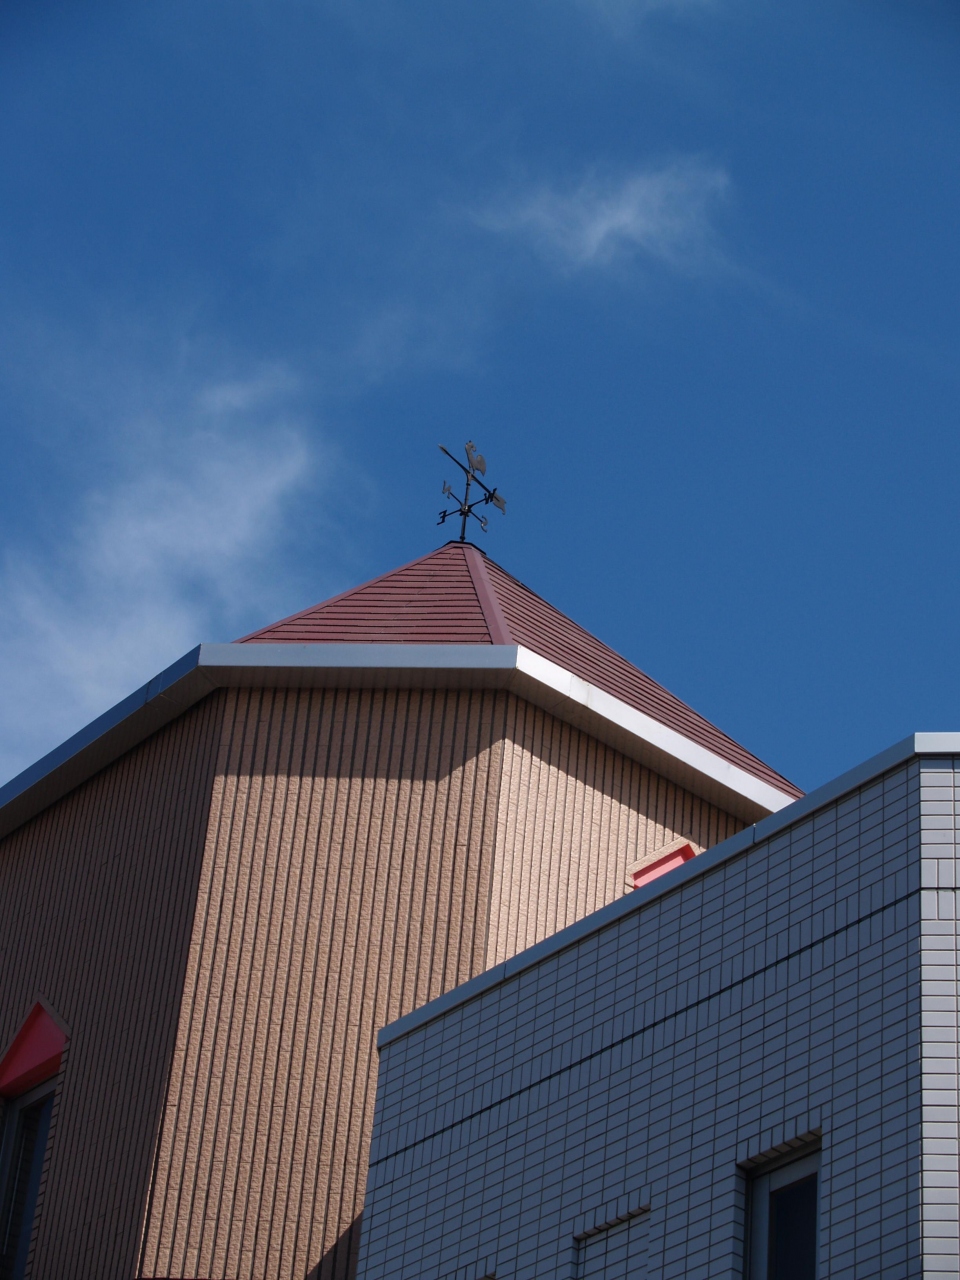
{"left": 237, "top": 542, "right": 801, "bottom": 798}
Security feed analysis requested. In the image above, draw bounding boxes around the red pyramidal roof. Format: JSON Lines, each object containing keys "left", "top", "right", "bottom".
{"left": 238, "top": 542, "right": 801, "bottom": 798}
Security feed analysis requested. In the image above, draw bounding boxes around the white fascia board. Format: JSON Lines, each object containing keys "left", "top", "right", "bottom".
{"left": 0, "top": 639, "right": 796, "bottom": 841}
{"left": 196, "top": 642, "right": 519, "bottom": 676}
{"left": 913, "top": 733, "right": 960, "bottom": 755}
{"left": 207, "top": 642, "right": 796, "bottom": 814}
{"left": 514, "top": 646, "right": 797, "bottom": 816}
{"left": 0, "top": 644, "right": 523, "bottom": 841}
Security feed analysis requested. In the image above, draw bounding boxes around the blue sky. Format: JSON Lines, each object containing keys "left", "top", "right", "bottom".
{"left": 1, "top": 0, "right": 958, "bottom": 792}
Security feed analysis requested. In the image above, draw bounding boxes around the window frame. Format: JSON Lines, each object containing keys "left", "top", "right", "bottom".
{"left": 747, "top": 1149, "right": 821, "bottom": 1280}
{"left": 0, "top": 1079, "right": 56, "bottom": 1280}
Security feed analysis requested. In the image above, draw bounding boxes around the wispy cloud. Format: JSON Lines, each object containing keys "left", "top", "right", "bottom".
{"left": 339, "top": 300, "right": 483, "bottom": 386}
{"left": 0, "top": 371, "right": 323, "bottom": 784}
{"left": 480, "top": 161, "right": 730, "bottom": 274}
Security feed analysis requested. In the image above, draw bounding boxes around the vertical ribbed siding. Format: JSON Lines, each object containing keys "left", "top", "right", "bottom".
{"left": 485, "top": 696, "right": 743, "bottom": 966}
{"left": 139, "top": 686, "right": 506, "bottom": 1280}
{"left": 0, "top": 694, "right": 223, "bottom": 1280}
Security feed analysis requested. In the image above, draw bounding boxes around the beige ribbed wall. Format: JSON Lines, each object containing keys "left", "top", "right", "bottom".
{"left": 138, "top": 687, "right": 507, "bottom": 1280}
{"left": 0, "top": 696, "right": 223, "bottom": 1280}
{"left": 486, "top": 698, "right": 742, "bottom": 967}
{"left": 138, "top": 688, "right": 744, "bottom": 1280}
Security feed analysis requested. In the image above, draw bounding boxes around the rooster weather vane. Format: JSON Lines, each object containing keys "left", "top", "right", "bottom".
{"left": 438, "top": 442, "right": 507, "bottom": 542}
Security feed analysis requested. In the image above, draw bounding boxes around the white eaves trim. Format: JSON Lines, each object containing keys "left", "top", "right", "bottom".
{"left": 514, "top": 647, "right": 796, "bottom": 816}
{"left": 0, "top": 639, "right": 797, "bottom": 841}
{"left": 198, "top": 642, "right": 796, "bottom": 814}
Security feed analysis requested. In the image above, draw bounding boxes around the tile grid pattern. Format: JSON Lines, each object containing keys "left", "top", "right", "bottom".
{"left": 919, "top": 757, "right": 960, "bottom": 1275}
{"left": 359, "top": 761, "right": 926, "bottom": 1280}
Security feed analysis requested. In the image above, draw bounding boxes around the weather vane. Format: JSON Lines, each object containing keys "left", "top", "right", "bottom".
{"left": 438, "top": 442, "right": 507, "bottom": 542}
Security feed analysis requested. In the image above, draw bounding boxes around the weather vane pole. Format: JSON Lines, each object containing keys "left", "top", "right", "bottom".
{"left": 438, "top": 442, "right": 507, "bottom": 541}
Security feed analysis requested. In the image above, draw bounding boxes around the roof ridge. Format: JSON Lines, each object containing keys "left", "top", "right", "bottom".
{"left": 234, "top": 543, "right": 465, "bottom": 643}
{"left": 462, "top": 545, "right": 513, "bottom": 645}
{"left": 482, "top": 553, "right": 680, "bottom": 685}
{"left": 480, "top": 555, "right": 801, "bottom": 797}
{"left": 483, "top": 553, "right": 616, "bottom": 648}
{"left": 227, "top": 543, "right": 799, "bottom": 797}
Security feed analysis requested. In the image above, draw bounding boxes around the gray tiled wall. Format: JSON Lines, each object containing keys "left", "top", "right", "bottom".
{"left": 920, "top": 758, "right": 960, "bottom": 1274}
{"left": 359, "top": 758, "right": 943, "bottom": 1279}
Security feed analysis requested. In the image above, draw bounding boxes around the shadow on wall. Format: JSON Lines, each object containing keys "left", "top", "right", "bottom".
{"left": 140, "top": 1229, "right": 360, "bottom": 1278}
{"left": 306, "top": 1216, "right": 361, "bottom": 1280}
{"left": 221, "top": 686, "right": 506, "bottom": 786}
{"left": 142, "top": 1215, "right": 361, "bottom": 1280}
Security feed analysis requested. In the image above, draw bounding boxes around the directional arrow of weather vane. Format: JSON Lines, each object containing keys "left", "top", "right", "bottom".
{"left": 437, "top": 442, "right": 507, "bottom": 542}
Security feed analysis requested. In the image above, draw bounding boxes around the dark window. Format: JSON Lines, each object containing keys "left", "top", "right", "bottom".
{"left": 748, "top": 1150, "right": 820, "bottom": 1280}
{"left": 0, "top": 1091, "right": 53, "bottom": 1280}
{"left": 768, "top": 1173, "right": 817, "bottom": 1280}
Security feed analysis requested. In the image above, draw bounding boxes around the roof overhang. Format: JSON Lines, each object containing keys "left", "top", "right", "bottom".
{"left": 0, "top": 643, "right": 799, "bottom": 841}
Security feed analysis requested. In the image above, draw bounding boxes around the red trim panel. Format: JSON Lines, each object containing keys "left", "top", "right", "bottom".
{"left": 0, "top": 1003, "right": 68, "bottom": 1097}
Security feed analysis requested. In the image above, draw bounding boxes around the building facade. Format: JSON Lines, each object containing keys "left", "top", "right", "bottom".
{"left": 0, "top": 542, "right": 799, "bottom": 1280}
{"left": 359, "top": 735, "right": 960, "bottom": 1280}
